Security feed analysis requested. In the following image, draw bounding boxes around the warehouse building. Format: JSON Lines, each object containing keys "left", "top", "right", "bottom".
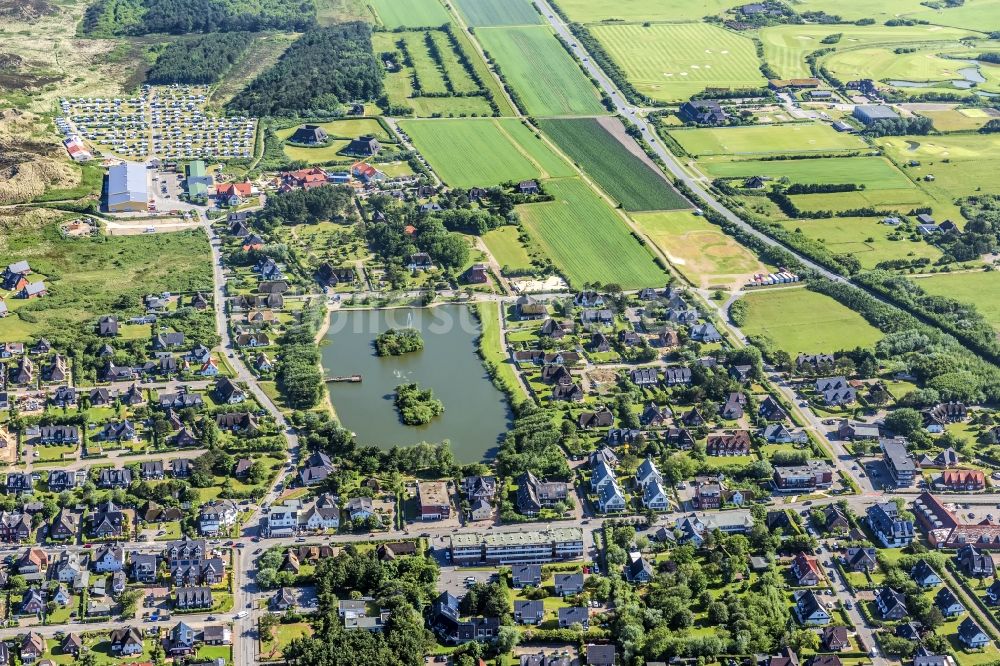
{"left": 104, "top": 161, "right": 149, "bottom": 212}
{"left": 852, "top": 104, "right": 899, "bottom": 125}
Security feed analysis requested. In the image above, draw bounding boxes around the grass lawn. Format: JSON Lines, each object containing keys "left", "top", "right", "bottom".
{"left": 452, "top": 0, "right": 541, "bottom": 26}
{"left": 517, "top": 178, "right": 669, "bottom": 289}
{"left": 538, "top": 117, "right": 688, "bottom": 211}
{"left": 483, "top": 226, "right": 534, "bottom": 271}
{"left": 36, "top": 444, "right": 77, "bottom": 462}
{"left": 758, "top": 24, "right": 975, "bottom": 79}
{"left": 738, "top": 285, "right": 883, "bottom": 355}
{"left": 921, "top": 107, "right": 998, "bottom": 132}
{"left": 400, "top": 31, "right": 451, "bottom": 94}
{"left": 478, "top": 301, "right": 528, "bottom": 402}
{"left": 774, "top": 216, "right": 942, "bottom": 270}
{"left": 0, "top": 217, "right": 212, "bottom": 342}
{"left": 553, "top": 0, "right": 735, "bottom": 23}
{"left": 474, "top": 25, "right": 606, "bottom": 117}
{"left": 670, "top": 123, "right": 866, "bottom": 156}
{"left": 698, "top": 156, "right": 915, "bottom": 190}
{"left": 152, "top": 520, "right": 183, "bottom": 540}
{"left": 702, "top": 454, "right": 754, "bottom": 467}
{"left": 281, "top": 139, "right": 351, "bottom": 164}
{"left": 915, "top": 271, "right": 1000, "bottom": 331}
{"left": 260, "top": 621, "right": 313, "bottom": 661}
{"left": 367, "top": 0, "right": 450, "bottom": 27}
{"left": 197, "top": 645, "right": 233, "bottom": 664}
{"left": 277, "top": 118, "right": 393, "bottom": 143}
{"left": 631, "top": 210, "right": 765, "bottom": 288}
{"left": 400, "top": 118, "right": 573, "bottom": 187}
{"left": 824, "top": 46, "right": 1000, "bottom": 95}
{"left": 590, "top": 22, "right": 766, "bottom": 102}
{"left": 908, "top": 0, "right": 1000, "bottom": 31}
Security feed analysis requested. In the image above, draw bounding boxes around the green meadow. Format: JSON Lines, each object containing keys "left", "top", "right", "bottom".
{"left": 774, "top": 216, "right": 942, "bottom": 270}
{"left": 400, "top": 118, "right": 573, "bottom": 187}
{"left": 670, "top": 123, "right": 866, "bottom": 156}
{"left": 475, "top": 26, "right": 606, "bottom": 117}
{"left": 367, "top": 0, "right": 450, "bottom": 27}
{"left": 739, "top": 286, "right": 883, "bottom": 355}
{"left": 517, "top": 178, "right": 669, "bottom": 289}
{"left": 699, "top": 156, "right": 914, "bottom": 190}
{"left": 915, "top": 271, "right": 1000, "bottom": 330}
{"left": 452, "top": 0, "right": 541, "bottom": 26}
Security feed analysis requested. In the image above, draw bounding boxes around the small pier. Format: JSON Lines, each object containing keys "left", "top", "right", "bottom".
{"left": 325, "top": 374, "right": 363, "bottom": 383}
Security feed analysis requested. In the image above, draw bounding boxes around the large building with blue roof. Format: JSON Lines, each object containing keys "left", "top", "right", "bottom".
{"left": 104, "top": 161, "right": 148, "bottom": 212}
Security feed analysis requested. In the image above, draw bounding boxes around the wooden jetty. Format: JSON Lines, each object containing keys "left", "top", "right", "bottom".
{"left": 325, "top": 374, "right": 362, "bottom": 383}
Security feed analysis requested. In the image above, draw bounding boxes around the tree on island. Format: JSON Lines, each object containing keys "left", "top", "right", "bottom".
{"left": 394, "top": 383, "right": 444, "bottom": 426}
{"left": 375, "top": 328, "right": 424, "bottom": 356}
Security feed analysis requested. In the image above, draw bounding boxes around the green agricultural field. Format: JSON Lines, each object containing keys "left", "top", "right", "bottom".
{"left": 453, "top": 0, "right": 540, "bottom": 26}
{"left": 739, "top": 286, "right": 883, "bottom": 355}
{"left": 759, "top": 24, "right": 976, "bottom": 79}
{"left": 0, "top": 214, "right": 212, "bottom": 342}
{"left": 670, "top": 123, "right": 866, "bottom": 156}
{"left": 632, "top": 210, "right": 766, "bottom": 289}
{"left": 517, "top": 178, "right": 669, "bottom": 289}
{"left": 553, "top": 0, "right": 735, "bottom": 23}
{"left": 908, "top": 0, "right": 1000, "bottom": 31}
{"left": 774, "top": 216, "right": 942, "bottom": 270}
{"left": 483, "top": 226, "right": 534, "bottom": 271}
{"left": 915, "top": 271, "right": 1000, "bottom": 330}
{"left": 823, "top": 46, "right": 1000, "bottom": 94}
{"left": 368, "top": 0, "right": 450, "bottom": 27}
{"left": 400, "top": 118, "right": 573, "bottom": 187}
{"left": 591, "top": 23, "right": 765, "bottom": 102}
{"left": 475, "top": 26, "right": 605, "bottom": 117}
{"left": 539, "top": 117, "right": 687, "bottom": 211}
{"left": 698, "top": 156, "right": 914, "bottom": 190}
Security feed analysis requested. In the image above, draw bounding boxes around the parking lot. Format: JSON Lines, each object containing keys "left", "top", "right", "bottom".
{"left": 437, "top": 565, "right": 498, "bottom": 599}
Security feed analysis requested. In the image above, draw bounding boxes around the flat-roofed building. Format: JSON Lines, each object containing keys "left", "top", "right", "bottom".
{"left": 449, "top": 528, "right": 584, "bottom": 565}
{"left": 105, "top": 161, "right": 148, "bottom": 212}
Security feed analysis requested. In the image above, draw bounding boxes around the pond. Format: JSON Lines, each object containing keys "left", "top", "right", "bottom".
{"left": 888, "top": 61, "right": 988, "bottom": 90}
{"left": 320, "top": 305, "right": 511, "bottom": 462}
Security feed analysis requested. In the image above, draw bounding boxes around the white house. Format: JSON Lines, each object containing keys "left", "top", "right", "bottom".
{"left": 597, "top": 481, "right": 626, "bottom": 513}
{"left": 199, "top": 500, "right": 238, "bottom": 535}
{"left": 643, "top": 480, "right": 670, "bottom": 511}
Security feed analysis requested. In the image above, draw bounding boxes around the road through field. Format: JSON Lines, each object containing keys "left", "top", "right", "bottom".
{"left": 530, "top": 0, "right": 848, "bottom": 285}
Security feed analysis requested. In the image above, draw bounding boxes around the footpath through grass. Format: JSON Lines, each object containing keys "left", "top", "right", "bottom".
{"left": 539, "top": 117, "right": 688, "bottom": 211}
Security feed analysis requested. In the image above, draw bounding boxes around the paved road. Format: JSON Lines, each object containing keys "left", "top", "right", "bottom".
{"left": 531, "top": 0, "right": 847, "bottom": 286}
{"left": 199, "top": 211, "right": 302, "bottom": 663}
